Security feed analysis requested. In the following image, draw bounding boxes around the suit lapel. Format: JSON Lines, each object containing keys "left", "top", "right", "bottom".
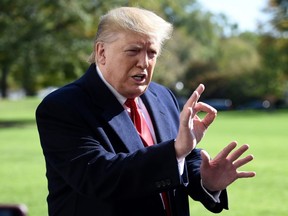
{"left": 102, "top": 107, "right": 144, "bottom": 153}
{"left": 141, "top": 90, "right": 172, "bottom": 143}
{"left": 77, "top": 64, "right": 144, "bottom": 153}
{"left": 77, "top": 64, "right": 173, "bottom": 152}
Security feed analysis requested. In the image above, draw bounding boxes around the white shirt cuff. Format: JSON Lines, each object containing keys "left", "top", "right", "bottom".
{"left": 177, "top": 157, "right": 185, "bottom": 176}
{"left": 200, "top": 179, "right": 221, "bottom": 203}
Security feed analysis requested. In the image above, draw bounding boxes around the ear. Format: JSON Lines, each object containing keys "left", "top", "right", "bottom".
{"left": 95, "top": 42, "right": 106, "bottom": 65}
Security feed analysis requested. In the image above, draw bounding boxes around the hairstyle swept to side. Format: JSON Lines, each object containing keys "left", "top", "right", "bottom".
{"left": 88, "top": 7, "right": 173, "bottom": 63}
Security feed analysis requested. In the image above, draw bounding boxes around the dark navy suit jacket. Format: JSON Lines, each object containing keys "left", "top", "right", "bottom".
{"left": 36, "top": 64, "right": 228, "bottom": 216}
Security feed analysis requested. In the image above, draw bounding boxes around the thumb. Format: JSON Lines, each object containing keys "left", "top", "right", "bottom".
{"left": 200, "top": 150, "right": 210, "bottom": 169}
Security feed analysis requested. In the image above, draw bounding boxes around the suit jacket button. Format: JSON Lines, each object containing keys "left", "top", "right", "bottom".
{"left": 166, "top": 179, "right": 171, "bottom": 186}
{"left": 155, "top": 182, "right": 161, "bottom": 188}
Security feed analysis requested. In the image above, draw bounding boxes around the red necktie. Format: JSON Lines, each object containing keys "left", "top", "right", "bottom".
{"left": 125, "top": 98, "right": 172, "bottom": 216}
{"left": 125, "top": 98, "right": 154, "bottom": 146}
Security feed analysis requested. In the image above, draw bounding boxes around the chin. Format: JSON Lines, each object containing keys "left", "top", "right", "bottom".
{"left": 125, "top": 87, "right": 147, "bottom": 98}
{"left": 138, "top": 85, "right": 148, "bottom": 94}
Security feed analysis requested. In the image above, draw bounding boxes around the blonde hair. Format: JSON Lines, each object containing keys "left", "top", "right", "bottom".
{"left": 88, "top": 7, "right": 173, "bottom": 63}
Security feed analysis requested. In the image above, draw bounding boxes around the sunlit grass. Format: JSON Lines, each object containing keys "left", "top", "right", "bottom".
{"left": 190, "top": 110, "right": 288, "bottom": 216}
{"left": 1, "top": 98, "right": 287, "bottom": 215}
{"left": 0, "top": 98, "right": 47, "bottom": 216}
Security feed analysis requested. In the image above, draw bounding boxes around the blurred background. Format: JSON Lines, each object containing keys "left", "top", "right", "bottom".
{"left": 1, "top": 0, "right": 288, "bottom": 109}
{"left": 0, "top": 0, "right": 287, "bottom": 215}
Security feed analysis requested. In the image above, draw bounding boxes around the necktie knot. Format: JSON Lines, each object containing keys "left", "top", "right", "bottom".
{"left": 125, "top": 98, "right": 136, "bottom": 106}
{"left": 125, "top": 98, "right": 139, "bottom": 125}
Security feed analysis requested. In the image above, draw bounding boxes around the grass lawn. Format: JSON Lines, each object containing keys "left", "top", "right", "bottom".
{"left": 0, "top": 98, "right": 47, "bottom": 215}
{"left": 0, "top": 98, "right": 287, "bottom": 215}
{"left": 190, "top": 110, "right": 288, "bottom": 216}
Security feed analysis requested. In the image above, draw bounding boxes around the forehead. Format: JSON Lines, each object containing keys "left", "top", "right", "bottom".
{"left": 114, "top": 31, "right": 160, "bottom": 49}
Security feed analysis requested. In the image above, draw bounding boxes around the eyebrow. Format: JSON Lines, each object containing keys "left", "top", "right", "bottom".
{"left": 126, "top": 44, "right": 143, "bottom": 49}
{"left": 124, "top": 42, "right": 159, "bottom": 52}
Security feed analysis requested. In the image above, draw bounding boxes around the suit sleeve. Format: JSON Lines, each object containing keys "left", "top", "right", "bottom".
{"left": 184, "top": 148, "right": 229, "bottom": 213}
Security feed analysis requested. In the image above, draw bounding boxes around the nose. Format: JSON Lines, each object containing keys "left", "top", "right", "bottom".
{"left": 136, "top": 52, "right": 149, "bottom": 69}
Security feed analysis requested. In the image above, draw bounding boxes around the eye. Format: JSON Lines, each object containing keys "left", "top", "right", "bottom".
{"left": 148, "top": 50, "right": 158, "bottom": 59}
{"left": 125, "top": 48, "right": 140, "bottom": 56}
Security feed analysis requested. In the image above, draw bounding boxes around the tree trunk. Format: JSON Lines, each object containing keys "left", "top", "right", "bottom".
{"left": 0, "top": 65, "right": 9, "bottom": 98}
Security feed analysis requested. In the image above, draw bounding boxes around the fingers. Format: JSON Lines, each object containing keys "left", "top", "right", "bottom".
{"left": 228, "top": 144, "right": 250, "bottom": 162}
{"left": 180, "top": 84, "right": 205, "bottom": 127}
{"left": 180, "top": 106, "right": 193, "bottom": 127}
{"left": 234, "top": 153, "right": 255, "bottom": 178}
{"left": 237, "top": 171, "right": 256, "bottom": 178}
{"left": 214, "top": 141, "right": 238, "bottom": 160}
{"left": 216, "top": 141, "right": 256, "bottom": 178}
{"left": 184, "top": 84, "right": 205, "bottom": 110}
{"left": 181, "top": 84, "right": 218, "bottom": 130}
{"left": 227, "top": 144, "right": 255, "bottom": 173}
{"left": 215, "top": 142, "right": 254, "bottom": 164}
{"left": 194, "top": 102, "right": 217, "bottom": 128}
{"left": 233, "top": 154, "right": 254, "bottom": 168}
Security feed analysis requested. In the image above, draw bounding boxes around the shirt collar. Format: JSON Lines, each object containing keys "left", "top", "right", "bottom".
{"left": 96, "top": 65, "right": 127, "bottom": 106}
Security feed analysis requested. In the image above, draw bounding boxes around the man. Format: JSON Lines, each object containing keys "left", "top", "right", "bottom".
{"left": 36, "top": 7, "right": 255, "bottom": 216}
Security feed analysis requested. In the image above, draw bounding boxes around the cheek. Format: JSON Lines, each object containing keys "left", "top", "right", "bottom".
{"left": 106, "top": 66, "right": 127, "bottom": 87}
{"left": 148, "top": 61, "right": 156, "bottom": 75}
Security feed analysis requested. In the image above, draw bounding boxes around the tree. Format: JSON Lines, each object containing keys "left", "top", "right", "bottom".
{"left": 268, "top": 0, "right": 288, "bottom": 34}
{"left": 0, "top": 0, "right": 103, "bottom": 97}
{"left": 255, "top": 0, "right": 288, "bottom": 104}
{"left": 2, "top": 0, "right": 285, "bottom": 106}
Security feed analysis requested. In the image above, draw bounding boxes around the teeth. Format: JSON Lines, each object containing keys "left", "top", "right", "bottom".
{"left": 133, "top": 75, "right": 145, "bottom": 81}
{"left": 134, "top": 76, "right": 143, "bottom": 81}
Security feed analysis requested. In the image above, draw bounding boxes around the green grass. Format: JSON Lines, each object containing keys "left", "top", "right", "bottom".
{"left": 0, "top": 98, "right": 287, "bottom": 215}
{"left": 0, "top": 98, "right": 47, "bottom": 216}
{"left": 190, "top": 110, "right": 288, "bottom": 216}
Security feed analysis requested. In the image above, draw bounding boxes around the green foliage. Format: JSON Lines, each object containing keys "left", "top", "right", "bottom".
{"left": 183, "top": 33, "right": 263, "bottom": 105}
{"left": 268, "top": 0, "right": 288, "bottom": 33}
{"left": 1, "top": 0, "right": 287, "bottom": 106}
{"left": 0, "top": 0, "right": 102, "bottom": 95}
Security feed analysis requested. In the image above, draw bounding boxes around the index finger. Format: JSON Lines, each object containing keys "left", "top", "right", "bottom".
{"left": 184, "top": 84, "right": 205, "bottom": 109}
{"left": 194, "top": 102, "right": 217, "bottom": 128}
{"left": 214, "top": 141, "right": 238, "bottom": 160}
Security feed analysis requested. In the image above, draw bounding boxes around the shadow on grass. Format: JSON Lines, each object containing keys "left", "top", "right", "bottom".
{"left": 0, "top": 120, "right": 36, "bottom": 128}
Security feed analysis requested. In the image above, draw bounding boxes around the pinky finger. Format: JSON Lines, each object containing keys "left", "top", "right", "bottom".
{"left": 237, "top": 171, "right": 256, "bottom": 178}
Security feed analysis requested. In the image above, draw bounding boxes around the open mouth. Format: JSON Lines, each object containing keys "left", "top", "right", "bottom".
{"left": 132, "top": 74, "right": 146, "bottom": 82}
